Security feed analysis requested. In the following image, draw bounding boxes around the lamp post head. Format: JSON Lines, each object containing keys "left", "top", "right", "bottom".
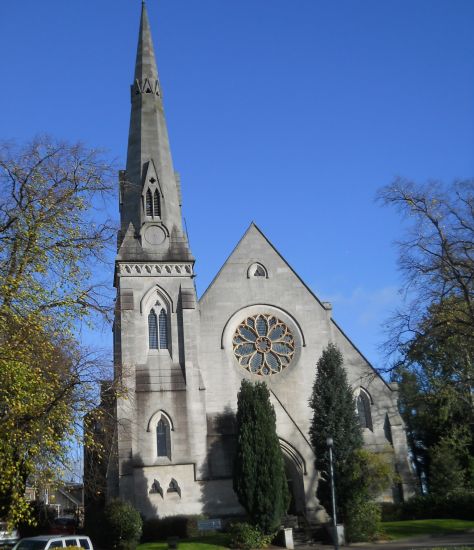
{"left": 326, "top": 437, "right": 333, "bottom": 447}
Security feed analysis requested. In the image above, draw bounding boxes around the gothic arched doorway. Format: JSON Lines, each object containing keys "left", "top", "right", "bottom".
{"left": 280, "top": 439, "right": 306, "bottom": 516}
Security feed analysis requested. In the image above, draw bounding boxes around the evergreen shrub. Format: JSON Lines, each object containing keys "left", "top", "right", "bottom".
{"left": 103, "top": 499, "right": 142, "bottom": 550}
{"left": 141, "top": 515, "right": 206, "bottom": 541}
{"left": 308, "top": 344, "right": 363, "bottom": 521}
{"left": 233, "top": 380, "right": 289, "bottom": 534}
{"left": 400, "top": 493, "right": 474, "bottom": 521}
{"left": 344, "top": 498, "right": 381, "bottom": 542}
{"left": 228, "top": 522, "right": 273, "bottom": 550}
{"left": 380, "top": 502, "right": 403, "bottom": 522}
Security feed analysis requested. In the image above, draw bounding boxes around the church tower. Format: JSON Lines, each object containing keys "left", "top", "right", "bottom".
{"left": 109, "top": 1, "right": 415, "bottom": 522}
{"left": 112, "top": 2, "right": 209, "bottom": 516}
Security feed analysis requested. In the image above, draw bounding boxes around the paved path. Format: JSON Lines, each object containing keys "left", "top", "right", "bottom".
{"left": 295, "top": 531, "right": 474, "bottom": 550}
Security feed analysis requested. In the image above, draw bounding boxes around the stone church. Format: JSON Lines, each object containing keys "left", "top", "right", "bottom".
{"left": 109, "top": 2, "right": 414, "bottom": 522}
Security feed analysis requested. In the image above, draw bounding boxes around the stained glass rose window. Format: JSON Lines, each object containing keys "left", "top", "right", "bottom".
{"left": 233, "top": 314, "right": 295, "bottom": 375}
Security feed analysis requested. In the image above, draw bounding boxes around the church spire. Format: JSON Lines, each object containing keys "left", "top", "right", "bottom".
{"left": 119, "top": 2, "right": 192, "bottom": 261}
{"left": 134, "top": 1, "right": 158, "bottom": 83}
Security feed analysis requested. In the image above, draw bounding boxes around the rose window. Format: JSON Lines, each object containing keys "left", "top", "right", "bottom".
{"left": 233, "top": 314, "right": 295, "bottom": 376}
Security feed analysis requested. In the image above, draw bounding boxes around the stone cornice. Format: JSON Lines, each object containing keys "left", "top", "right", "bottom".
{"left": 117, "top": 262, "right": 194, "bottom": 277}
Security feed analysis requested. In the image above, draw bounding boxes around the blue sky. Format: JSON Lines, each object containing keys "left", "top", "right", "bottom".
{"left": 1, "top": 0, "right": 473, "bottom": 371}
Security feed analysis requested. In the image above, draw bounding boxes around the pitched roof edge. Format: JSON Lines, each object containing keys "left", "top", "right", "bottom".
{"left": 200, "top": 221, "right": 330, "bottom": 308}
{"left": 199, "top": 221, "right": 257, "bottom": 303}
{"left": 199, "top": 222, "right": 392, "bottom": 391}
{"left": 330, "top": 317, "right": 393, "bottom": 391}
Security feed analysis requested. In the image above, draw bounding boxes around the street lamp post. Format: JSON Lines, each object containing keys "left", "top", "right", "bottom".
{"left": 326, "top": 437, "right": 339, "bottom": 550}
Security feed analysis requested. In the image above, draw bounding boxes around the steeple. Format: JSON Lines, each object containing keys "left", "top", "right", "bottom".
{"left": 134, "top": 1, "right": 159, "bottom": 84}
{"left": 119, "top": 1, "right": 192, "bottom": 261}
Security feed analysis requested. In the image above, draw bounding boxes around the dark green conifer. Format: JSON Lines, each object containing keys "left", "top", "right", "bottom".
{"left": 309, "top": 343, "right": 363, "bottom": 520}
{"left": 233, "top": 379, "right": 289, "bottom": 534}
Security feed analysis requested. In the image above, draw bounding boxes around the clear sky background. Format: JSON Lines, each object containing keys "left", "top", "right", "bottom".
{"left": 1, "top": 0, "right": 474, "bottom": 372}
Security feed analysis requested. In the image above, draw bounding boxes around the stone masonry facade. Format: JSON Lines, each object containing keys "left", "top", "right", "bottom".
{"left": 108, "top": 2, "right": 415, "bottom": 523}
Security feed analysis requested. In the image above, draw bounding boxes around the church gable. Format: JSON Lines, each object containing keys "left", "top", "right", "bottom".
{"left": 200, "top": 222, "right": 329, "bottom": 316}
{"left": 198, "top": 222, "right": 397, "bottom": 423}
{"left": 198, "top": 223, "right": 332, "bottom": 418}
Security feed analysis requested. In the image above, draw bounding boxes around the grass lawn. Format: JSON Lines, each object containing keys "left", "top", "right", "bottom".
{"left": 381, "top": 519, "right": 474, "bottom": 540}
{"left": 138, "top": 533, "right": 230, "bottom": 550}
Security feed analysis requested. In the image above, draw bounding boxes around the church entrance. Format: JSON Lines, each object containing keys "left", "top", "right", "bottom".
{"left": 281, "top": 445, "right": 306, "bottom": 516}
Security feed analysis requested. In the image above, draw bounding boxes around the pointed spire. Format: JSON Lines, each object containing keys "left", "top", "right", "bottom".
{"left": 134, "top": 1, "right": 159, "bottom": 82}
{"left": 119, "top": 2, "right": 193, "bottom": 262}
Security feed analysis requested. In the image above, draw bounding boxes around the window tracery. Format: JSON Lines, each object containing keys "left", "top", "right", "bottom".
{"left": 247, "top": 262, "right": 268, "bottom": 278}
{"left": 233, "top": 314, "right": 295, "bottom": 375}
{"left": 144, "top": 181, "right": 161, "bottom": 218}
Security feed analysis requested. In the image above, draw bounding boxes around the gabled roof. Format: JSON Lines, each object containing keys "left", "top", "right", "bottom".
{"left": 199, "top": 221, "right": 393, "bottom": 391}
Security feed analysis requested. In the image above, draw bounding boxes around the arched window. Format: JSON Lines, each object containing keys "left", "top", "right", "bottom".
{"left": 159, "top": 309, "right": 168, "bottom": 349}
{"left": 357, "top": 389, "right": 373, "bottom": 431}
{"left": 153, "top": 190, "right": 161, "bottom": 217}
{"left": 384, "top": 413, "right": 393, "bottom": 444}
{"left": 146, "top": 189, "right": 153, "bottom": 216}
{"left": 156, "top": 417, "right": 171, "bottom": 458}
{"left": 148, "top": 309, "right": 158, "bottom": 349}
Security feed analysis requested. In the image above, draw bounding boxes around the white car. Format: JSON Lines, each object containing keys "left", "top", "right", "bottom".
{"left": 0, "top": 522, "right": 20, "bottom": 547}
{"left": 12, "top": 536, "right": 93, "bottom": 550}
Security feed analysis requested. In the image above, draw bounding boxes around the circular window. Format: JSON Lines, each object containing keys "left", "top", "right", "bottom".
{"left": 233, "top": 314, "right": 295, "bottom": 376}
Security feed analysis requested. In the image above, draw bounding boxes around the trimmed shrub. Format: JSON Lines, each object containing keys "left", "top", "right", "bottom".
{"left": 400, "top": 493, "right": 474, "bottom": 521}
{"left": 103, "top": 499, "right": 142, "bottom": 550}
{"left": 141, "top": 515, "right": 207, "bottom": 541}
{"left": 228, "top": 522, "right": 273, "bottom": 550}
{"left": 345, "top": 498, "right": 381, "bottom": 542}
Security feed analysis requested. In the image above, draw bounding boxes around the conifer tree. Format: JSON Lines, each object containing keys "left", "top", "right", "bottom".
{"left": 309, "top": 343, "right": 363, "bottom": 520}
{"left": 233, "top": 379, "right": 289, "bottom": 534}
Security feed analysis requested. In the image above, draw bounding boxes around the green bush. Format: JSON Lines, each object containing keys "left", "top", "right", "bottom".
{"left": 380, "top": 502, "right": 403, "bottom": 522}
{"left": 228, "top": 522, "right": 273, "bottom": 550}
{"left": 103, "top": 499, "right": 142, "bottom": 550}
{"left": 141, "top": 515, "right": 207, "bottom": 541}
{"left": 401, "top": 493, "right": 474, "bottom": 520}
{"left": 344, "top": 498, "right": 381, "bottom": 542}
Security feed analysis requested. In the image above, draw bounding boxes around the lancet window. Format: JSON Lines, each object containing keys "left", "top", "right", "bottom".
{"left": 159, "top": 308, "right": 168, "bottom": 349}
{"left": 148, "top": 309, "right": 158, "bottom": 349}
{"left": 384, "top": 413, "right": 393, "bottom": 444}
{"left": 357, "top": 389, "right": 373, "bottom": 431}
{"left": 148, "top": 307, "right": 169, "bottom": 351}
{"left": 146, "top": 189, "right": 153, "bottom": 217}
{"left": 144, "top": 186, "right": 161, "bottom": 218}
{"left": 156, "top": 416, "right": 171, "bottom": 458}
{"left": 153, "top": 190, "right": 161, "bottom": 217}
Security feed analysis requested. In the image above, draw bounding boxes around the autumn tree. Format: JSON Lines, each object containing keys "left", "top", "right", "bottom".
{"left": 378, "top": 179, "right": 474, "bottom": 493}
{"left": 0, "top": 137, "right": 116, "bottom": 523}
{"left": 233, "top": 380, "right": 289, "bottom": 534}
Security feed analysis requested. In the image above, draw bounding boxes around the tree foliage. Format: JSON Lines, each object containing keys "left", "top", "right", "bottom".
{"left": 0, "top": 137, "right": 117, "bottom": 524}
{"left": 309, "top": 344, "right": 394, "bottom": 540}
{"left": 309, "top": 343, "right": 363, "bottom": 520}
{"left": 377, "top": 179, "right": 474, "bottom": 352}
{"left": 378, "top": 179, "right": 474, "bottom": 494}
{"left": 233, "top": 380, "right": 289, "bottom": 534}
